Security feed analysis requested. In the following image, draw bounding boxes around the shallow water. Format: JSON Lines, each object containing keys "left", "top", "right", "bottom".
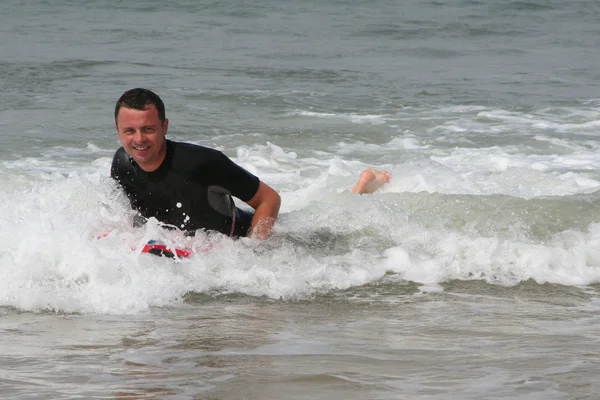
{"left": 3, "top": 282, "right": 600, "bottom": 399}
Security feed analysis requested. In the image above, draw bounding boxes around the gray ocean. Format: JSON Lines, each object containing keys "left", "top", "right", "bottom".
{"left": 2, "top": 0, "right": 600, "bottom": 398}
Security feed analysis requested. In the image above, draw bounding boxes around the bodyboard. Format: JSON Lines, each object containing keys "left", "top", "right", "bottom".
{"left": 141, "top": 240, "right": 192, "bottom": 258}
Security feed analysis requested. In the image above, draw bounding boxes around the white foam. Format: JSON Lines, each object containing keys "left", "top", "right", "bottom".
{"left": 425, "top": 147, "right": 600, "bottom": 197}
{"left": 332, "top": 136, "right": 428, "bottom": 155}
{"left": 380, "top": 222, "right": 600, "bottom": 287}
{"left": 387, "top": 136, "right": 429, "bottom": 150}
{"left": 291, "top": 110, "right": 387, "bottom": 125}
{"left": 1, "top": 160, "right": 599, "bottom": 315}
{"left": 0, "top": 162, "right": 393, "bottom": 314}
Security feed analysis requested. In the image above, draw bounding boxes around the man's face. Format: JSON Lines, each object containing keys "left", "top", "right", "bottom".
{"left": 115, "top": 104, "right": 169, "bottom": 172}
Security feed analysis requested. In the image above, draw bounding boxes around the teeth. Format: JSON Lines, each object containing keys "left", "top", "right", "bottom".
{"left": 133, "top": 146, "right": 149, "bottom": 151}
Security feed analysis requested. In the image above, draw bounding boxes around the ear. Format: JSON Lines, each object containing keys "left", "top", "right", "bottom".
{"left": 163, "top": 119, "right": 169, "bottom": 136}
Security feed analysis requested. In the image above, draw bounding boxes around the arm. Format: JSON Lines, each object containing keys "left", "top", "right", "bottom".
{"left": 246, "top": 181, "right": 281, "bottom": 240}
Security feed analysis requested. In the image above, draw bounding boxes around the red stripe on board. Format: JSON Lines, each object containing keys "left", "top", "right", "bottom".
{"left": 141, "top": 243, "right": 192, "bottom": 258}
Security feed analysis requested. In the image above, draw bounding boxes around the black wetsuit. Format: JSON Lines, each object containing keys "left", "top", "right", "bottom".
{"left": 111, "top": 140, "right": 258, "bottom": 237}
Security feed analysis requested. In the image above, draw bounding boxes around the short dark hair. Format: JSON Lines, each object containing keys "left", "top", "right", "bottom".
{"left": 114, "top": 88, "right": 166, "bottom": 122}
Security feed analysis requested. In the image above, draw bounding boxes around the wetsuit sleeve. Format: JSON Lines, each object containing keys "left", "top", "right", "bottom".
{"left": 209, "top": 152, "right": 260, "bottom": 202}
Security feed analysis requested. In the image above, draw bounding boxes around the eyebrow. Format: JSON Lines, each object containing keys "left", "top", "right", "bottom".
{"left": 121, "top": 124, "right": 155, "bottom": 130}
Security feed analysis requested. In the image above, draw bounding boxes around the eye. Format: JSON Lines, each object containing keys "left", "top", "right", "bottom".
{"left": 143, "top": 127, "right": 155, "bottom": 133}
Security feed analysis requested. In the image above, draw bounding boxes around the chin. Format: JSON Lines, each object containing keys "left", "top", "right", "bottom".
{"left": 126, "top": 152, "right": 144, "bottom": 163}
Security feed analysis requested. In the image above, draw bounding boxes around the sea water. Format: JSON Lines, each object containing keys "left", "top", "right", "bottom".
{"left": 1, "top": 0, "right": 600, "bottom": 398}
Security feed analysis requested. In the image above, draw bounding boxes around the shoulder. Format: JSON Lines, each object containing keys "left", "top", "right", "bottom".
{"left": 169, "top": 140, "right": 229, "bottom": 167}
{"left": 170, "top": 141, "right": 222, "bottom": 157}
{"left": 112, "top": 147, "right": 128, "bottom": 161}
{"left": 111, "top": 147, "right": 134, "bottom": 179}
{"left": 111, "top": 147, "right": 133, "bottom": 167}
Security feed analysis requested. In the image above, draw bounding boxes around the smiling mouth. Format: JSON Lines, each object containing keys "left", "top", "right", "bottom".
{"left": 133, "top": 145, "right": 150, "bottom": 151}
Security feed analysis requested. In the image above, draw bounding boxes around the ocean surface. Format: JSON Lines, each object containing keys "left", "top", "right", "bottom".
{"left": 1, "top": 0, "right": 600, "bottom": 398}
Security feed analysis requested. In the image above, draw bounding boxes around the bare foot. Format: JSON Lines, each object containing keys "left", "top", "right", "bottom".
{"left": 352, "top": 169, "right": 392, "bottom": 194}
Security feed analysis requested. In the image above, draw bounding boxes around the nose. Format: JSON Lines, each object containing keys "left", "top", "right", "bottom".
{"left": 132, "top": 130, "right": 144, "bottom": 143}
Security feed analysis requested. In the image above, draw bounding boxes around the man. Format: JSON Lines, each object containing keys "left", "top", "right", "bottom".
{"left": 111, "top": 88, "right": 391, "bottom": 240}
{"left": 111, "top": 88, "right": 280, "bottom": 239}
